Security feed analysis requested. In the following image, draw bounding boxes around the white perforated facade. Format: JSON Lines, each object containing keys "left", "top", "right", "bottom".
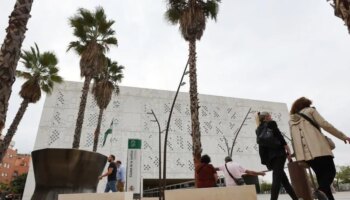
{"left": 23, "top": 81, "right": 290, "bottom": 199}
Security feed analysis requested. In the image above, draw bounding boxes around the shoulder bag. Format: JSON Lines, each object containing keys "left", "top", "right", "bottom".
{"left": 224, "top": 164, "right": 245, "bottom": 185}
{"left": 297, "top": 113, "right": 335, "bottom": 150}
{"left": 256, "top": 122, "right": 282, "bottom": 148}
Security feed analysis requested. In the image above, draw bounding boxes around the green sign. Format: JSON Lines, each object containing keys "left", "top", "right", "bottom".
{"left": 128, "top": 139, "right": 142, "bottom": 149}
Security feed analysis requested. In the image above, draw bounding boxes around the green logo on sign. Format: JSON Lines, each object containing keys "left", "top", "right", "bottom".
{"left": 128, "top": 139, "right": 142, "bottom": 149}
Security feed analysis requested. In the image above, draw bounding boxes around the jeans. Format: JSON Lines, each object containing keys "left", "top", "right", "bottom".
{"left": 307, "top": 156, "right": 336, "bottom": 200}
{"left": 104, "top": 180, "right": 117, "bottom": 192}
{"left": 270, "top": 156, "right": 298, "bottom": 200}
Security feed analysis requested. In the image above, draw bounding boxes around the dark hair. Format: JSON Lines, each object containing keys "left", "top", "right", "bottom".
{"left": 116, "top": 160, "right": 121, "bottom": 164}
{"left": 290, "top": 97, "right": 312, "bottom": 114}
{"left": 110, "top": 155, "right": 115, "bottom": 161}
{"left": 200, "top": 154, "right": 211, "bottom": 164}
{"left": 224, "top": 156, "right": 232, "bottom": 162}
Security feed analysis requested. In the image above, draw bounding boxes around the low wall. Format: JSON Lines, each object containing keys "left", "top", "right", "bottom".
{"left": 58, "top": 192, "right": 133, "bottom": 200}
{"left": 165, "top": 185, "right": 257, "bottom": 200}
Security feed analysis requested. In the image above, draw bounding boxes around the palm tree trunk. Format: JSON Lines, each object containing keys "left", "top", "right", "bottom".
{"left": 72, "top": 76, "right": 92, "bottom": 149}
{"left": 188, "top": 39, "right": 202, "bottom": 186}
{"left": 0, "top": 99, "right": 29, "bottom": 161}
{"left": 0, "top": 0, "right": 33, "bottom": 132}
{"left": 92, "top": 108, "right": 103, "bottom": 152}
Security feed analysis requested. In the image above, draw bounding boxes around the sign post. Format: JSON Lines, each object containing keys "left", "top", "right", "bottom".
{"left": 126, "top": 139, "right": 142, "bottom": 198}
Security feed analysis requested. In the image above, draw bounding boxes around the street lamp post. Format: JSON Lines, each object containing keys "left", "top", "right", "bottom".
{"left": 162, "top": 59, "right": 189, "bottom": 198}
{"left": 147, "top": 109, "right": 163, "bottom": 200}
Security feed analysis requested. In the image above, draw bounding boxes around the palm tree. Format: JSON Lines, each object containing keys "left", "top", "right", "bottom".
{"left": 0, "top": 0, "right": 33, "bottom": 136}
{"left": 67, "top": 7, "right": 117, "bottom": 149}
{"left": 0, "top": 43, "right": 63, "bottom": 161}
{"left": 91, "top": 58, "right": 124, "bottom": 152}
{"left": 165, "top": 0, "right": 220, "bottom": 183}
{"left": 331, "top": 0, "right": 350, "bottom": 33}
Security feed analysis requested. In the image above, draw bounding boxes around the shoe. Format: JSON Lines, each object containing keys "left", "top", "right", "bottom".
{"left": 314, "top": 190, "right": 328, "bottom": 200}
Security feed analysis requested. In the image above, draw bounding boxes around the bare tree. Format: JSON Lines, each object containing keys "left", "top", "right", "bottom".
{"left": 221, "top": 108, "right": 252, "bottom": 157}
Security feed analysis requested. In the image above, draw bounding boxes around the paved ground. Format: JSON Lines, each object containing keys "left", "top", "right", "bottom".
{"left": 142, "top": 192, "right": 350, "bottom": 200}
{"left": 257, "top": 191, "right": 350, "bottom": 200}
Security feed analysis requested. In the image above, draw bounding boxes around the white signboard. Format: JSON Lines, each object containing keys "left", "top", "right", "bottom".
{"left": 126, "top": 139, "right": 142, "bottom": 196}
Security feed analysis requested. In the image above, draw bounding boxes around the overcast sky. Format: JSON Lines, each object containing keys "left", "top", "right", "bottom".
{"left": 1, "top": 0, "right": 350, "bottom": 169}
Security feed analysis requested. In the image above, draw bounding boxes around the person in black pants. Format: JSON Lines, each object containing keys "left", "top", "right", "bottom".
{"left": 256, "top": 111, "right": 300, "bottom": 200}
{"left": 307, "top": 156, "right": 335, "bottom": 199}
{"left": 289, "top": 97, "right": 350, "bottom": 200}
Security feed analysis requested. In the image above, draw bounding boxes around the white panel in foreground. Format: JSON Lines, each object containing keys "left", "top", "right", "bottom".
{"left": 165, "top": 185, "right": 257, "bottom": 200}
{"left": 58, "top": 192, "right": 133, "bottom": 200}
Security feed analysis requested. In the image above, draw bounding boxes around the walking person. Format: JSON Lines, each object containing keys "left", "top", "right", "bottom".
{"left": 216, "top": 156, "right": 265, "bottom": 187}
{"left": 289, "top": 97, "right": 350, "bottom": 200}
{"left": 99, "top": 154, "right": 117, "bottom": 192}
{"left": 196, "top": 154, "right": 218, "bottom": 188}
{"left": 116, "top": 160, "right": 126, "bottom": 192}
{"left": 256, "top": 111, "right": 301, "bottom": 200}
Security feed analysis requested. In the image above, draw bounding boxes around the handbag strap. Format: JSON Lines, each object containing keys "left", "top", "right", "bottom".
{"left": 224, "top": 163, "right": 240, "bottom": 184}
{"left": 297, "top": 113, "right": 321, "bottom": 132}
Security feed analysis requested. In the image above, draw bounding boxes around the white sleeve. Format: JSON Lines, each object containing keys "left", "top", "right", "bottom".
{"left": 239, "top": 165, "right": 246, "bottom": 174}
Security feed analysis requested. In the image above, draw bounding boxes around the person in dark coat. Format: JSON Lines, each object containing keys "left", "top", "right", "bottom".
{"left": 196, "top": 154, "right": 218, "bottom": 188}
{"left": 256, "top": 111, "right": 301, "bottom": 200}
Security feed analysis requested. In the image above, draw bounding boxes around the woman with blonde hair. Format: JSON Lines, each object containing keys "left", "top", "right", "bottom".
{"left": 256, "top": 112, "right": 300, "bottom": 200}
{"left": 289, "top": 97, "right": 350, "bottom": 200}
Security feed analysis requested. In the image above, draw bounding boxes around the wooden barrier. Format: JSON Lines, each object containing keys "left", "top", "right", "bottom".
{"left": 165, "top": 185, "right": 257, "bottom": 200}
{"left": 58, "top": 192, "right": 133, "bottom": 200}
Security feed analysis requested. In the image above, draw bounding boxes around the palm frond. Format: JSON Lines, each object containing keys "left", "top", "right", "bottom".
{"left": 103, "top": 37, "right": 118, "bottom": 47}
{"left": 98, "top": 20, "right": 115, "bottom": 36}
{"left": 204, "top": 0, "right": 220, "bottom": 21}
{"left": 50, "top": 75, "right": 63, "bottom": 83}
{"left": 49, "top": 67, "right": 59, "bottom": 74}
{"left": 165, "top": 7, "right": 181, "bottom": 24}
{"left": 78, "top": 8, "right": 95, "bottom": 28}
{"left": 40, "top": 52, "right": 58, "bottom": 67}
{"left": 67, "top": 41, "right": 86, "bottom": 54}
{"left": 16, "top": 71, "right": 33, "bottom": 79}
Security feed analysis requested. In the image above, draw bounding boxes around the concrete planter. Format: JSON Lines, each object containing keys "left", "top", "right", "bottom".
{"left": 242, "top": 174, "right": 260, "bottom": 193}
{"left": 30, "top": 148, "right": 107, "bottom": 200}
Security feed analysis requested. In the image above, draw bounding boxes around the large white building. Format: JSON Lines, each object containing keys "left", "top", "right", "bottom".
{"left": 23, "top": 81, "right": 291, "bottom": 199}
